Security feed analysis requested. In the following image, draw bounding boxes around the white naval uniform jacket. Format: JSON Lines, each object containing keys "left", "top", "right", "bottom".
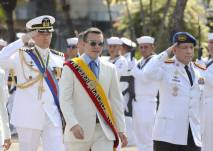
{"left": 0, "top": 68, "right": 11, "bottom": 140}
{"left": 123, "top": 52, "right": 137, "bottom": 74}
{"left": 143, "top": 56, "right": 204, "bottom": 146}
{"left": 201, "top": 59, "right": 213, "bottom": 151}
{"left": 0, "top": 39, "right": 65, "bottom": 130}
{"left": 131, "top": 55, "right": 159, "bottom": 103}
{"left": 59, "top": 55, "right": 126, "bottom": 142}
{"left": 108, "top": 56, "right": 128, "bottom": 92}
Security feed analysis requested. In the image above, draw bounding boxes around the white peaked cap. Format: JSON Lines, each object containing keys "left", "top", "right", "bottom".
{"left": 136, "top": 36, "right": 155, "bottom": 44}
{"left": 0, "top": 39, "right": 7, "bottom": 46}
{"left": 121, "top": 37, "right": 136, "bottom": 48}
{"left": 67, "top": 37, "right": 78, "bottom": 45}
{"left": 107, "top": 37, "right": 122, "bottom": 45}
{"left": 208, "top": 33, "right": 213, "bottom": 41}
{"left": 26, "top": 15, "right": 55, "bottom": 32}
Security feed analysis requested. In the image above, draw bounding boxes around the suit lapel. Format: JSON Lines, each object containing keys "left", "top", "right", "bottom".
{"left": 98, "top": 60, "right": 105, "bottom": 86}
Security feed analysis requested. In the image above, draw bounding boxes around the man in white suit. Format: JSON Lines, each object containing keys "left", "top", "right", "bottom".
{"left": 0, "top": 15, "right": 65, "bottom": 151}
{"left": 59, "top": 27, "right": 127, "bottom": 151}
{"left": 144, "top": 32, "right": 204, "bottom": 151}
{"left": 0, "top": 68, "right": 11, "bottom": 151}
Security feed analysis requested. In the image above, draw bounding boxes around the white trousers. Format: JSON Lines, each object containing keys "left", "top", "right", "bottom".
{"left": 16, "top": 116, "right": 65, "bottom": 151}
{"left": 125, "top": 116, "right": 137, "bottom": 146}
{"left": 65, "top": 124, "right": 113, "bottom": 151}
{"left": 133, "top": 101, "right": 156, "bottom": 151}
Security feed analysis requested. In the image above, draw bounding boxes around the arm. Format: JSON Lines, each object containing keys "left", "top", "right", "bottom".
{"left": 109, "top": 66, "right": 126, "bottom": 132}
{"left": 0, "top": 31, "right": 36, "bottom": 70}
{"left": 0, "top": 70, "right": 11, "bottom": 150}
{"left": 109, "top": 66, "right": 127, "bottom": 146}
{"left": 59, "top": 66, "right": 79, "bottom": 129}
{"left": 143, "top": 47, "right": 173, "bottom": 81}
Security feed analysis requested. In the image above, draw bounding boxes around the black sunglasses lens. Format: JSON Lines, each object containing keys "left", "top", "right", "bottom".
{"left": 99, "top": 42, "right": 104, "bottom": 46}
{"left": 90, "top": 41, "right": 97, "bottom": 46}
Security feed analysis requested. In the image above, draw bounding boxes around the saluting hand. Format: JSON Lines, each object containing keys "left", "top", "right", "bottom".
{"left": 70, "top": 124, "right": 84, "bottom": 140}
{"left": 166, "top": 42, "right": 177, "bottom": 56}
{"left": 2, "top": 139, "right": 11, "bottom": 151}
{"left": 21, "top": 30, "right": 38, "bottom": 44}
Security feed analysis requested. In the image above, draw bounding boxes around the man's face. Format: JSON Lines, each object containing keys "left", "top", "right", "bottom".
{"left": 173, "top": 43, "right": 194, "bottom": 65}
{"left": 208, "top": 40, "right": 213, "bottom": 58}
{"left": 67, "top": 45, "right": 78, "bottom": 58}
{"left": 83, "top": 33, "right": 104, "bottom": 59}
{"left": 32, "top": 32, "right": 52, "bottom": 49}
{"left": 108, "top": 44, "right": 121, "bottom": 58}
{"left": 139, "top": 43, "right": 154, "bottom": 58}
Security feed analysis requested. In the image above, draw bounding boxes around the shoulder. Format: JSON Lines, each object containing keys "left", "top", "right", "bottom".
{"left": 19, "top": 46, "right": 34, "bottom": 52}
{"left": 100, "top": 59, "right": 115, "bottom": 70}
{"left": 193, "top": 62, "right": 206, "bottom": 71}
{"left": 50, "top": 49, "right": 64, "bottom": 57}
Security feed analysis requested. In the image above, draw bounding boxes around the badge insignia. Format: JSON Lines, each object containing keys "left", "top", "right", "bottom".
{"left": 88, "top": 80, "right": 96, "bottom": 90}
{"left": 198, "top": 77, "right": 205, "bottom": 85}
{"left": 178, "top": 35, "right": 187, "bottom": 41}
{"left": 172, "top": 86, "right": 179, "bottom": 96}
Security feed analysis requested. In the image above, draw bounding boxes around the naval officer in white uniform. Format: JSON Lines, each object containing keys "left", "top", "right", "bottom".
{"left": 0, "top": 15, "right": 65, "bottom": 151}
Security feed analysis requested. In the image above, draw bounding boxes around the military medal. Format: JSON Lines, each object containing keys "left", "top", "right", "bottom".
{"left": 172, "top": 85, "right": 179, "bottom": 96}
{"left": 88, "top": 80, "right": 96, "bottom": 90}
{"left": 198, "top": 77, "right": 205, "bottom": 85}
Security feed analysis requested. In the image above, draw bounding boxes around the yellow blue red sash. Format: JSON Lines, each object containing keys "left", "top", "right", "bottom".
{"left": 64, "top": 58, "right": 119, "bottom": 149}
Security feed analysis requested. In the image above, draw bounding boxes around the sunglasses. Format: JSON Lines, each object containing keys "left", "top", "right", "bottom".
{"left": 67, "top": 45, "right": 77, "bottom": 49}
{"left": 87, "top": 40, "right": 104, "bottom": 47}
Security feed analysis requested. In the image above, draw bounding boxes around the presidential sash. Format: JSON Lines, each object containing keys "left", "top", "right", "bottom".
{"left": 64, "top": 58, "right": 120, "bottom": 149}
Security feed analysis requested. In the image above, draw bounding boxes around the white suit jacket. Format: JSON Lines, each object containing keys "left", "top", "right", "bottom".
{"left": 0, "top": 39, "right": 64, "bottom": 130}
{"left": 0, "top": 68, "right": 11, "bottom": 139}
{"left": 144, "top": 56, "right": 204, "bottom": 146}
{"left": 59, "top": 55, "right": 126, "bottom": 142}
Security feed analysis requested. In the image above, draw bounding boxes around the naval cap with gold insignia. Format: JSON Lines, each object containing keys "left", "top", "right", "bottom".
{"left": 26, "top": 15, "right": 55, "bottom": 32}
{"left": 172, "top": 32, "right": 196, "bottom": 46}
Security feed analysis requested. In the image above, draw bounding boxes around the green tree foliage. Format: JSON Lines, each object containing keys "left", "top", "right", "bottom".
{"left": 114, "top": 0, "right": 209, "bottom": 55}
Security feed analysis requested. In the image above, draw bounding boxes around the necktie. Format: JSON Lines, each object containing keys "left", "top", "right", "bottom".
{"left": 184, "top": 65, "right": 193, "bottom": 86}
{"left": 89, "top": 61, "right": 98, "bottom": 78}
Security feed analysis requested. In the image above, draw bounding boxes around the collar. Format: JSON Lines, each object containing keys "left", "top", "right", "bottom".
{"left": 123, "top": 52, "right": 131, "bottom": 58}
{"left": 82, "top": 53, "right": 100, "bottom": 66}
{"left": 109, "top": 55, "right": 120, "bottom": 63}
{"left": 35, "top": 45, "right": 50, "bottom": 58}
{"left": 174, "top": 56, "right": 192, "bottom": 69}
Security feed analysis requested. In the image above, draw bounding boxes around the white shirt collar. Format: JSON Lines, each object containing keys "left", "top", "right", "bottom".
{"left": 35, "top": 45, "right": 50, "bottom": 58}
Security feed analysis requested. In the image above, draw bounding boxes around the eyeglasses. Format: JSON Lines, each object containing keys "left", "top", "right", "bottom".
{"left": 87, "top": 40, "right": 104, "bottom": 47}
{"left": 67, "top": 45, "right": 77, "bottom": 49}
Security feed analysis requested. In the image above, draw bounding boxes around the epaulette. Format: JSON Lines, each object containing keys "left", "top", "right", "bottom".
{"left": 50, "top": 49, "right": 64, "bottom": 57}
{"left": 164, "top": 59, "right": 174, "bottom": 64}
{"left": 19, "top": 47, "right": 34, "bottom": 52}
{"left": 194, "top": 62, "right": 206, "bottom": 70}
